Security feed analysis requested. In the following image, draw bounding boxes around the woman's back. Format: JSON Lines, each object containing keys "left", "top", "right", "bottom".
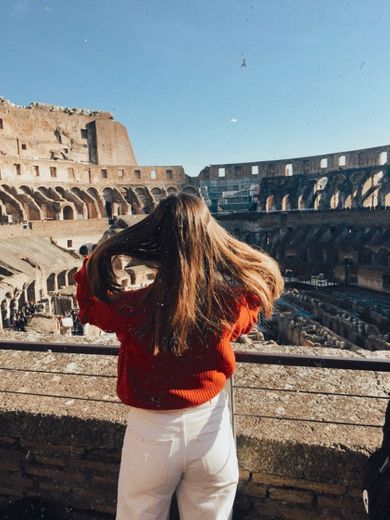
{"left": 75, "top": 260, "right": 261, "bottom": 410}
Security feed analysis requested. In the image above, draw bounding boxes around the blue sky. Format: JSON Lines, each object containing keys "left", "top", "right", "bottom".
{"left": 1, "top": 0, "right": 390, "bottom": 176}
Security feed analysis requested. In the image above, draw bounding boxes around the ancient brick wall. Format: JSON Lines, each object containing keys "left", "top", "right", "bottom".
{"left": 0, "top": 415, "right": 369, "bottom": 520}
{"left": 0, "top": 99, "right": 112, "bottom": 164}
{"left": 236, "top": 471, "right": 366, "bottom": 519}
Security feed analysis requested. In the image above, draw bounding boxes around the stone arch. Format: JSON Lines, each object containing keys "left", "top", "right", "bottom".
{"left": 112, "top": 188, "right": 129, "bottom": 215}
{"left": 47, "top": 273, "right": 57, "bottom": 292}
{"left": 38, "top": 186, "right": 50, "bottom": 197}
{"left": 167, "top": 186, "right": 178, "bottom": 194}
{"left": 150, "top": 187, "right": 165, "bottom": 203}
{"left": 87, "top": 186, "right": 100, "bottom": 199}
{"left": 316, "top": 177, "right": 328, "bottom": 191}
{"left": 330, "top": 190, "right": 341, "bottom": 209}
{"left": 87, "top": 187, "right": 104, "bottom": 215}
{"left": 53, "top": 186, "right": 63, "bottom": 196}
{"left": 362, "top": 188, "right": 379, "bottom": 208}
{"left": 54, "top": 186, "right": 85, "bottom": 218}
{"left": 10, "top": 185, "right": 43, "bottom": 221}
{"left": 135, "top": 187, "right": 145, "bottom": 202}
{"left": 57, "top": 270, "right": 67, "bottom": 288}
{"left": 362, "top": 171, "right": 383, "bottom": 199}
{"left": 41, "top": 186, "right": 63, "bottom": 201}
{"left": 333, "top": 173, "right": 346, "bottom": 185}
{"left": 266, "top": 195, "right": 276, "bottom": 212}
{"left": 313, "top": 193, "right": 322, "bottom": 210}
{"left": 19, "top": 185, "right": 33, "bottom": 195}
{"left": 27, "top": 280, "right": 36, "bottom": 302}
{"left": 297, "top": 194, "right": 306, "bottom": 210}
{"left": 373, "top": 171, "right": 384, "bottom": 184}
{"left": 0, "top": 184, "right": 26, "bottom": 222}
{"left": 135, "top": 187, "right": 153, "bottom": 213}
{"left": 281, "top": 194, "right": 291, "bottom": 211}
{"left": 63, "top": 205, "right": 74, "bottom": 220}
{"left": 102, "top": 186, "right": 115, "bottom": 218}
{"left": 68, "top": 267, "right": 78, "bottom": 285}
{"left": 71, "top": 187, "right": 98, "bottom": 218}
{"left": 344, "top": 194, "right": 353, "bottom": 209}
{"left": 181, "top": 186, "right": 198, "bottom": 195}
{"left": 362, "top": 177, "right": 372, "bottom": 198}
{"left": 29, "top": 187, "right": 58, "bottom": 219}
{"left": 123, "top": 187, "right": 142, "bottom": 214}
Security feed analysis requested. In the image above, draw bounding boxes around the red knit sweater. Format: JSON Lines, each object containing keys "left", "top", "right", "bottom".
{"left": 75, "top": 259, "right": 261, "bottom": 410}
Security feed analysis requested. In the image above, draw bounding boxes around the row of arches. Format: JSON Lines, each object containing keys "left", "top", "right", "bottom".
{"left": 0, "top": 183, "right": 199, "bottom": 223}
{"left": 259, "top": 168, "right": 390, "bottom": 212}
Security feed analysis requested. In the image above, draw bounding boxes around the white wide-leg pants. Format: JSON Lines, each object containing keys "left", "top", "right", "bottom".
{"left": 116, "top": 390, "right": 239, "bottom": 520}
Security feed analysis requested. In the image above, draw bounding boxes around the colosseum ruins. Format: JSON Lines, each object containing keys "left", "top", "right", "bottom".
{"left": 0, "top": 97, "right": 389, "bottom": 520}
{"left": 0, "top": 97, "right": 388, "bottom": 352}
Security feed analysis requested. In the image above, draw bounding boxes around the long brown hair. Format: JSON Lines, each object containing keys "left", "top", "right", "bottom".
{"left": 87, "top": 193, "right": 283, "bottom": 355}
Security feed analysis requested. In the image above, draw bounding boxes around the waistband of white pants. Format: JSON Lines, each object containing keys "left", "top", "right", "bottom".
{"left": 129, "top": 389, "right": 228, "bottom": 416}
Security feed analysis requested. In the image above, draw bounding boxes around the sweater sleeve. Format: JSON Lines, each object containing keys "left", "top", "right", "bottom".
{"left": 230, "top": 291, "right": 262, "bottom": 341}
{"left": 74, "top": 257, "right": 125, "bottom": 333}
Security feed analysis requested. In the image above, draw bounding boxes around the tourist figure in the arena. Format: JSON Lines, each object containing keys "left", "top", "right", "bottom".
{"left": 1, "top": 293, "right": 12, "bottom": 328}
{"left": 75, "top": 193, "right": 283, "bottom": 520}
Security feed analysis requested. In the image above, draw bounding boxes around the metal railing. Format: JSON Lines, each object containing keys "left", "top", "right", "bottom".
{"left": 0, "top": 340, "right": 389, "bottom": 434}
{"left": 1, "top": 340, "right": 390, "bottom": 372}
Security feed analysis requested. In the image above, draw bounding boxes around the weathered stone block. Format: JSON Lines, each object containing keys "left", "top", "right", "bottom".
{"left": 0, "top": 436, "right": 18, "bottom": 447}
{"left": 268, "top": 487, "right": 314, "bottom": 505}
{"left": 25, "top": 314, "right": 60, "bottom": 335}
{"left": 75, "top": 458, "right": 119, "bottom": 474}
{"left": 25, "top": 464, "right": 85, "bottom": 483}
{"left": 32, "top": 450, "right": 68, "bottom": 466}
{"left": 317, "top": 494, "right": 364, "bottom": 511}
{"left": 251, "top": 472, "right": 346, "bottom": 495}
{"left": 0, "top": 448, "right": 24, "bottom": 470}
{"left": 239, "top": 469, "right": 251, "bottom": 481}
{"left": 254, "top": 500, "right": 317, "bottom": 520}
{"left": 240, "top": 481, "right": 268, "bottom": 498}
{"left": 38, "top": 480, "right": 72, "bottom": 494}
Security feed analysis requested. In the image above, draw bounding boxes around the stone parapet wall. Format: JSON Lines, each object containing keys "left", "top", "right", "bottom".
{"left": 0, "top": 414, "right": 372, "bottom": 520}
{"left": 0, "top": 339, "right": 388, "bottom": 519}
{"left": 0, "top": 413, "right": 123, "bottom": 519}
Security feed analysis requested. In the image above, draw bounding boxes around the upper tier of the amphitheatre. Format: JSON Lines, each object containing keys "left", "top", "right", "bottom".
{"left": 0, "top": 97, "right": 137, "bottom": 166}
